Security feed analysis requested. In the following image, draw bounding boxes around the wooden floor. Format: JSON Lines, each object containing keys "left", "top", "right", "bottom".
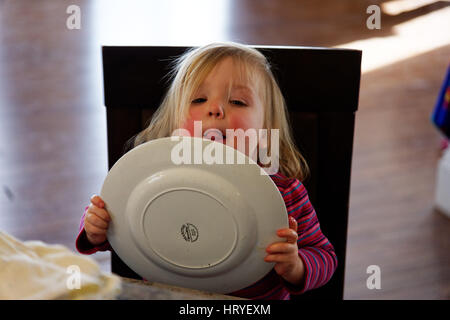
{"left": 0, "top": 0, "right": 449, "bottom": 299}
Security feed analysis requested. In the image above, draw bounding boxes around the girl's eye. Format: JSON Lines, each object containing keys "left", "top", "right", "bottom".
{"left": 192, "top": 98, "right": 206, "bottom": 104}
{"left": 230, "top": 100, "right": 247, "bottom": 107}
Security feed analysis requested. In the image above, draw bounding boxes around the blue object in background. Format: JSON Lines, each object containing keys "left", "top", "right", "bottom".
{"left": 431, "top": 64, "right": 450, "bottom": 139}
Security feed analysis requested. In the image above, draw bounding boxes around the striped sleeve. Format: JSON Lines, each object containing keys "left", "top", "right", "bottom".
{"left": 230, "top": 173, "right": 338, "bottom": 299}
{"left": 280, "top": 177, "right": 338, "bottom": 294}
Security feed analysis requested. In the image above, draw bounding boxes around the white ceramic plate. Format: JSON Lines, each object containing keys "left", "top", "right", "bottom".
{"left": 101, "top": 136, "right": 288, "bottom": 293}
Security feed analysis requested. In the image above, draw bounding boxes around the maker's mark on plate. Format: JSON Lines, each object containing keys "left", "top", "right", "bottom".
{"left": 181, "top": 223, "right": 199, "bottom": 242}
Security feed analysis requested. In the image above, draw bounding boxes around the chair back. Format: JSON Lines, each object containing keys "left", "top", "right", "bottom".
{"left": 102, "top": 45, "right": 362, "bottom": 299}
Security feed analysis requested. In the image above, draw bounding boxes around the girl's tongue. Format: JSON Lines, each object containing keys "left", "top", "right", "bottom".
{"left": 203, "top": 128, "right": 226, "bottom": 143}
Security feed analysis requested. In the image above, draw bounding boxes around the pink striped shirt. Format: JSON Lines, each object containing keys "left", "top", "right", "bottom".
{"left": 76, "top": 172, "right": 337, "bottom": 299}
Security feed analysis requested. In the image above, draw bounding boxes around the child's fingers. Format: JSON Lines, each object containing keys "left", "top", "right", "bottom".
{"left": 266, "top": 242, "right": 297, "bottom": 254}
{"left": 85, "top": 221, "right": 108, "bottom": 236}
{"left": 88, "top": 204, "right": 111, "bottom": 222}
{"left": 288, "top": 216, "right": 298, "bottom": 232}
{"left": 276, "top": 228, "right": 298, "bottom": 244}
{"left": 90, "top": 194, "right": 105, "bottom": 209}
{"left": 86, "top": 211, "right": 109, "bottom": 230}
{"left": 264, "top": 253, "right": 292, "bottom": 263}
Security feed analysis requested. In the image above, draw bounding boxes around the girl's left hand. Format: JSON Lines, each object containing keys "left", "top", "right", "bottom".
{"left": 264, "top": 216, "right": 305, "bottom": 285}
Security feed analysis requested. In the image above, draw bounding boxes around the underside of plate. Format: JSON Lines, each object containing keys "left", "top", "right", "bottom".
{"left": 102, "top": 137, "right": 288, "bottom": 293}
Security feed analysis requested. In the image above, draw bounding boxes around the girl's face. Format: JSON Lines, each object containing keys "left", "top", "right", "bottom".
{"left": 180, "top": 57, "right": 265, "bottom": 146}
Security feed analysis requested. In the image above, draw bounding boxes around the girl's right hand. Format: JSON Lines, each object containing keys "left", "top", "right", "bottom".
{"left": 84, "top": 195, "right": 111, "bottom": 246}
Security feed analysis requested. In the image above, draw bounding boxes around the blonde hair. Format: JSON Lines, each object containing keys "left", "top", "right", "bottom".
{"left": 131, "top": 42, "right": 309, "bottom": 181}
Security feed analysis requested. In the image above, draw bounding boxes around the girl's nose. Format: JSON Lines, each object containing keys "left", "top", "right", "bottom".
{"left": 207, "top": 102, "right": 224, "bottom": 119}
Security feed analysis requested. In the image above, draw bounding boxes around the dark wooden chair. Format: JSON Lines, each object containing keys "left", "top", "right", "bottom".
{"left": 102, "top": 45, "right": 361, "bottom": 300}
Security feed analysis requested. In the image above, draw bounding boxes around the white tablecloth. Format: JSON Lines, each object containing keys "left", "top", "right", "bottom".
{"left": 0, "top": 231, "right": 121, "bottom": 299}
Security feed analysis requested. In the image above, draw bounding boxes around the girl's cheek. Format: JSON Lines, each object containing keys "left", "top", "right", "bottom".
{"left": 228, "top": 104, "right": 264, "bottom": 131}
{"left": 188, "top": 107, "right": 204, "bottom": 120}
{"left": 179, "top": 118, "right": 195, "bottom": 136}
{"left": 180, "top": 108, "right": 204, "bottom": 134}
{"left": 228, "top": 115, "right": 258, "bottom": 131}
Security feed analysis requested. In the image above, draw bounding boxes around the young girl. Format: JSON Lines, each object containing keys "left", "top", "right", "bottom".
{"left": 76, "top": 42, "right": 337, "bottom": 300}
